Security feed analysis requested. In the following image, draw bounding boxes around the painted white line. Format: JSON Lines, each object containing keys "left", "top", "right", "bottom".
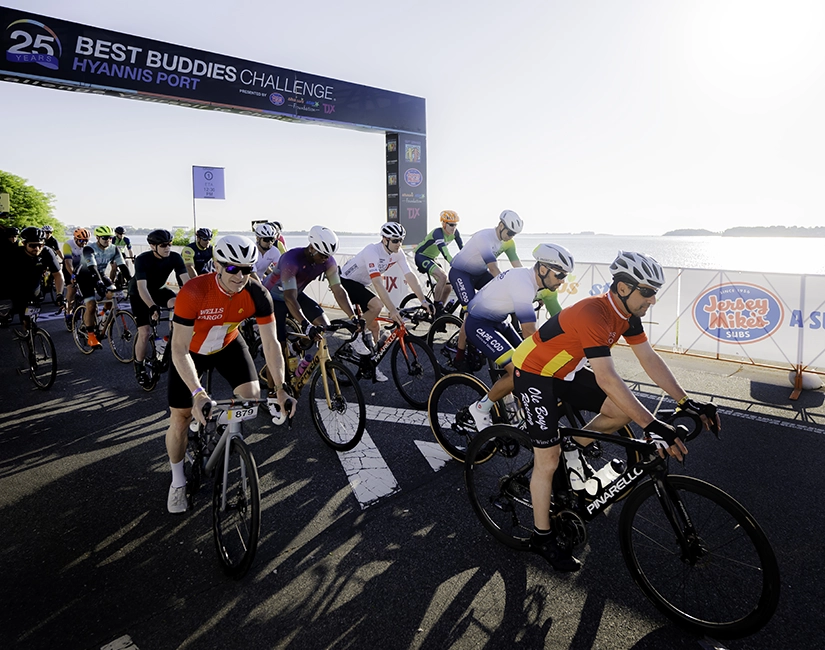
{"left": 101, "top": 635, "right": 139, "bottom": 650}
{"left": 337, "top": 430, "right": 400, "bottom": 509}
{"left": 365, "top": 403, "right": 429, "bottom": 426}
{"left": 414, "top": 440, "right": 454, "bottom": 472}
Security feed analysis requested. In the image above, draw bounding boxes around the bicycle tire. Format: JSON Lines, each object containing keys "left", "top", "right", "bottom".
{"left": 390, "top": 334, "right": 440, "bottom": 409}
{"left": 465, "top": 425, "right": 535, "bottom": 550}
{"left": 212, "top": 436, "right": 261, "bottom": 579}
{"left": 140, "top": 342, "right": 161, "bottom": 392}
{"left": 108, "top": 310, "right": 137, "bottom": 363}
{"left": 426, "top": 313, "right": 464, "bottom": 374}
{"left": 29, "top": 329, "right": 57, "bottom": 389}
{"left": 309, "top": 360, "right": 366, "bottom": 451}
{"left": 618, "top": 475, "right": 781, "bottom": 639}
{"left": 71, "top": 306, "right": 95, "bottom": 354}
{"left": 399, "top": 292, "right": 431, "bottom": 336}
{"left": 63, "top": 303, "right": 76, "bottom": 332}
{"left": 428, "top": 373, "right": 499, "bottom": 462}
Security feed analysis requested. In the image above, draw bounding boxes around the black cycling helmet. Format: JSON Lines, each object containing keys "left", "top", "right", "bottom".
{"left": 115, "top": 226, "right": 125, "bottom": 235}
{"left": 20, "top": 226, "right": 46, "bottom": 243}
{"left": 5, "top": 226, "right": 19, "bottom": 237}
{"left": 147, "top": 229, "right": 173, "bottom": 245}
{"left": 196, "top": 227, "right": 213, "bottom": 240}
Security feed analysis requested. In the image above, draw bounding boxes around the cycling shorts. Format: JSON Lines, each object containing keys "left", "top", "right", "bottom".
{"left": 272, "top": 293, "right": 324, "bottom": 343}
{"left": 512, "top": 366, "right": 608, "bottom": 448}
{"left": 130, "top": 287, "right": 176, "bottom": 327}
{"left": 414, "top": 253, "right": 443, "bottom": 277}
{"left": 340, "top": 277, "right": 377, "bottom": 313}
{"left": 76, "top": 271, "right": 103, "bottom": 303}
{"left": 168, "top": 336, "right": 257, "bottom": 410}
{"left": 448, "top": 267, "right": 493, "bottom": 306}
{"left": 464, "top": 313, "right": 522, "bottom": 366}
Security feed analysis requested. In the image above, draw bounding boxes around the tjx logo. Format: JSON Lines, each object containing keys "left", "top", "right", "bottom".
{"left": 323, "top": 104, "right": 336, "bottom": 114}
{"left": 407, "top": 208, "right": 420, "bottom": 219}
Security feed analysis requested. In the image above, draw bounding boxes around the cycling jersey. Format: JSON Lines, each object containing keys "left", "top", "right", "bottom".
{"left": 414, "top": 227, "right": 464, "bottom": 264}
{"left": 181, "top": 242, "right": 213, "bottom": 274}
{"left": 340, "top": 241, "right": 411, "bottom": 286}
{"left": 43, "top": 236, "right": 61, "bottom": 255}
{"left": 467, "top": 267, "right": 541, "bottom": 325}
{"left": 1, "top": 246, "right": 60, "bottom": 308}
{"left": 112, "top": 235, "right": 132, "bottom": 252}
{"left": 63, "top": 240, "right": 84, "bottom": 268}
{"left": 129, "top": 250, "right": 187, "bottom": 295}
{"left": 513, "top": 292, "right": 647, "bottom": 380}
{"left": 79, "top": 242, "right": 125, "bottom": 275}
{"left": 173, "top": 273, "right": 274, "bottom": 355}
{"left": 450, "top": 228, "right": 519, "bottom": 276}
{"left": 263, "top": 247, "right": 340, "bottom": 299}
{"left": 254, "top": 246, "right": 281, "bottom": 277}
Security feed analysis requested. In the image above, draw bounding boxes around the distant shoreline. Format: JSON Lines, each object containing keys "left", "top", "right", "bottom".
{"left": 663, "top": 226, "right": 825, "bottom": 238}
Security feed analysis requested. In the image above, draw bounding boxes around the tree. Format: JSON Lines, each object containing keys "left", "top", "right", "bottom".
{"left": 0, "top": 170, "right": 62, "bottom": 233}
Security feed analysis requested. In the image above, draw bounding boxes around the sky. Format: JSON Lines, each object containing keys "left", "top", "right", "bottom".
{"left": 2, "top": 0, "right": 825, "bottom": 236}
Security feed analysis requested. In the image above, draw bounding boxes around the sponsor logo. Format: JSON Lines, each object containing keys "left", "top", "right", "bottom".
{"left": 586, "top": 466, "right": 644, "bottom": 514}
{"left": 693, "top": 282, "right": 783, "bottom": 343}
{"left": 269, "top": 92, "right": 285, "bottom": 105}
{"left": 387, "top": 173, "right": 397, "bottom": 186}
{"left": 5, "top": 18, "right": 62, "bottom": 70}
{"left": 404, "top": 168, "right": 423, "bottom": 187}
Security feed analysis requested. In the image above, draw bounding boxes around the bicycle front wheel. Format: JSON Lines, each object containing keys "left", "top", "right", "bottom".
{"left": 465, "top": 425, "right": 535, "bottom": 551}
{"left": 428, "top": 372, "right": 495, "bottom": 462}
{"left": 390, "top": 335, "right": 440, "bottom": 409}
{"left": 399, "top": 292, "right": 431, "bottom": 336}
{"left": 71, "top": 306, "right": 94, "bottom": 354}
{"left": 309, "top": 360, "right": 366, "bottom": 451}
{"left": 426, "top": 314, "right": 463, "bottom": 374}
{"left": 212, "top": 436, "right": 261, "bottom": 580}
{"left": 30, "top": 329, "right": 57, "bottom": 389}
{"left": 619, "top": 475, "right": 780, "bottom": 639}
{"left": 108, "top": 310, "right": 137, "bottom": 363}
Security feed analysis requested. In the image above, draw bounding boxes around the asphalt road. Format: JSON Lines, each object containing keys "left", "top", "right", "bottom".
{"left": 1, "top": 311, "right": 824, "bottom": 650}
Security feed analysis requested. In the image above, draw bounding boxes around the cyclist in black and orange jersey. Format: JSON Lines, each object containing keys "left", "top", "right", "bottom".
{"left": 181, "top": 228, "right": 214, "bottom": 278}
{"left": 510, "top": 251, "right": 721, "bottom": 572}
{"left": 164, "top": 234, "right": 295, "bottom": 514}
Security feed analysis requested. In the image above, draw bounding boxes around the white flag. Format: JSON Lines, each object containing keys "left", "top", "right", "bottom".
{"left": 192, "top": 166, "right": 225, "bottom": 200}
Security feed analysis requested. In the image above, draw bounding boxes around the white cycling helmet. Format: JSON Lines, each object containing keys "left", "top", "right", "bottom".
{"left": 380, "top": 222, "right": 406, "bottom": 240}
{"left": 609, "top": 251, "right": 664, "bottom": 288}
{"left": 533, "top": 243, "right": 574, "bottom": 274}
{"left": 499, "top": 210, "right": 523, "bottom": 234}
{"left": 214, "top": 235, "right": 259, "bottom": 266}
{"left": 308, "top": 225, "right": 339, "bottom": 256}
{"left": 254, "top": 223, "right": 278, "bottom": 238}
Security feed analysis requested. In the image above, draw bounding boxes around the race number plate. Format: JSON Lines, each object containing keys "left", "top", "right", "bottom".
{"left": 223, "top": 405, "right": 258, "bottom": 422}
{"left": 24, "top": 305, "right": 40, "bottom": 316}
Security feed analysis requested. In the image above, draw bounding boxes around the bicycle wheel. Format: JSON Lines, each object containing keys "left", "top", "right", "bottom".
{"left": 108, "top": 310, "right": 137, "bottom": 363}
{"left": 428, "top": 373, "right": 498, "bottom": 462}
{"left": 390, "top": 334, "right": 440, "bottom": 409}
{"left": 465, "top": 425, "right": 535, "bottom": 550}
{"left": 309, "top": 360, "right": 366, "bottom": 451}
{"left": 71, "top": 306, "right": 95, "bottom": 354}
{"left": 426, "top": 314, "right": 462, "bottom": 373}
{"left": 29, "top": 329, "right": 57, "bottom": 389}
{"left": 399, "top": 292, "right": 431, "bottom": 336}
{"left": 619, "top": 475, "right": 780, "bottom": 639}
{"left": 212, "top": 436, "right": 261, "bottom": 579}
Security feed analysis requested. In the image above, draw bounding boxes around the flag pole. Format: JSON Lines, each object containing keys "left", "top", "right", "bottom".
{"left": 192, "top": 166, "right": 198, "bottom": 234}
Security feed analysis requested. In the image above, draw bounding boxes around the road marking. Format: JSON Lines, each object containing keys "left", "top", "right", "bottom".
{"left": 101, "top": 636, "right": 139, "bottom": 650}
{"left": 337, "top": 430, "right": 400, "bottom": 509}
{"left": 414, "top": 440, "right": 453, "bottom": 471}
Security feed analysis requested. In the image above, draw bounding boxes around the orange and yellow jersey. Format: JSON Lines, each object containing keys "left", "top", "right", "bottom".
{"left": 512, "top": 292, "right": 647, "bottom": 379}
{"left": 173, "top": 273, "right": 274, "bottom": 355}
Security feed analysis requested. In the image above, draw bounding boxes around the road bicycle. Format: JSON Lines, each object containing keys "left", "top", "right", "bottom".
{"left": 71, "top": 290, "right": 137, "bottom": 362}
{"left": 464, "top": 410, "right": 781, "bottom": 639}
{"left": 398, "top": 273, "right": 461, "bottom": 337}
{"left": 136, "top": 308, "right": 173, "bottom": 391}
{"left": 333, "top": 306, "right": 440, "bottom": 409}
{"left": 59, "top": 279, "right": 84, "bottom": 332}
{"left": 185, "top": 394, "right": 267, "bottom": 579}
{"left": 2, "top": 300, "right": 58, "bottom": 390}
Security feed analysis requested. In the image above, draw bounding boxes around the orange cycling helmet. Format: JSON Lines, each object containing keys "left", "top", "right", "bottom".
{"left": 440, "top": 210, "right": 460, "bottom": 224}
{"left": 74, "top": 228, "right": 91, "bottom": 240}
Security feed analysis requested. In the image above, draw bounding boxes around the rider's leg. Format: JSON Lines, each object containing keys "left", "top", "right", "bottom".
{"left": 531, "top": 445, "right": 561, "bottom": 530}
{"left": 363, "top": 296, "right": 384, "bottom": 342}
{"left": 135, "top": 324, "right": 151, "bottom": 363}
{"left": 431, "top": 266, "right": 449, "bottom": 304}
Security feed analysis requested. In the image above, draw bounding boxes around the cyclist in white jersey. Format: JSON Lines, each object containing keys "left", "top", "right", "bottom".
{"left": 465, "top": 244, "right": 575, "bottom": 431}
{"left": 252, "top": 222, "right": 282, "bottom": 279}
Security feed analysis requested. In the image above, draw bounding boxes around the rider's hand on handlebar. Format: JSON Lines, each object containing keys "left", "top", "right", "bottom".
{"left": 423, "top": 300, "right": 435, "bottom": 316}
{"left": 149, "top": 304, "right": 161, "bottom": 324}
{"left": 678, "top": 397, "right": 721, "bottom": 435}
{"left": 192, "top": 391, "right": 213, "bottom": 426}
{"left": 389, "top": 309, "right": 404, "bottom": 326}
{"left": 644, "top": 419, "right": 688, "bottom": 462}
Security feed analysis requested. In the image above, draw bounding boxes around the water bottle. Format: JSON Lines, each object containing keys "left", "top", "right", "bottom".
{"left": 295, "top": 352, "right": 312, "bottom": 378}
{"left": 584, "top": 459, "right": 626, "bottom": 496}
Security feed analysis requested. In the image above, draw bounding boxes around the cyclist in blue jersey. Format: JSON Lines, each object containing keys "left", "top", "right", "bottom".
{"left": 413, "top": 210, "right": 464, "bottom": 309}
{"left": 182, "top": 228, "right": 214, "bottom": 278}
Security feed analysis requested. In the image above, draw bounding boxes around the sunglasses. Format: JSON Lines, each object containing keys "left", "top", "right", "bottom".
{"left": 632, "top": 285, "right": 658, "bottom": 298}
{"left": 157, "top": 242, "right": 172, "bottom": 248}
{"left": 503, "top": 227, "right": 516, "bottom": 238}
{"left": 261, "top": 237, "right": 275, "bottom": 243}
{"left": 26, "top": 242, "right": 44, "bottom": 249}
{"left": 223, "top": 264, "right": 254, "bottom": 276}
{"left": 99, "top": 236, "right": 112, "bottom": 241}
{"left": 389, "top": 238, "right": 403, "bottom": 244}
{"left": 541, "top": 264, "right": 567, "bottom": 281}
{"left": 76, "top": 239, "right": 88, "bottom": 244}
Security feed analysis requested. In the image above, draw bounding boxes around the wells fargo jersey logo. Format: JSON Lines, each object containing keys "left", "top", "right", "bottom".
{"left": 692, "top": 283, "right": 783, "bottom": 344}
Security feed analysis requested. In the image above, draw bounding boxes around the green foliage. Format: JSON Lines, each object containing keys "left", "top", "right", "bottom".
{"left": 0, "top": 170, "right": 63, "bottom": 233}
{"left": 170, "top": 228, "right": 218, "bottom": 246}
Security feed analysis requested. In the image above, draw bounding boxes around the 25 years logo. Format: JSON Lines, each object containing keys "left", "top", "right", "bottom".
{"left": 692, "top": 283, "right": 783, "bottom": 344}
{"left": 4, "top": 19, "right": 62, "bottom": 70}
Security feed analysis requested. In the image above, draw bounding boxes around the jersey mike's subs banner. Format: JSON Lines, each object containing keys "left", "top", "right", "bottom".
{"left": 0, "top": 6, "right": 426, "bottom": 134}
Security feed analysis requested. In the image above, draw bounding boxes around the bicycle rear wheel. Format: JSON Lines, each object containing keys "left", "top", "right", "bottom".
{"left": 309, "top": 360, "right": 366, "bottom": 451}
{"left": 427, "top": 314, "right": 463, "bottom": 374}
{"left": 108, "top": 310, "right": 137, "bottom": 363}
{"left": 399, "top": 292, "right": 432, "bottom": 336}
{"left": 428, "top": 373, "right": 497, "bottom": 462}
{"left": 619, "top": 475, "right": 780, "bottom": 639}
{"left": 465, "top": 425, "right": 535, "bottom": 551}
{"left": 390, "top": 335, "right": 439, "bottom": 409}
{"left": 29, "top": 329, "right": 57, "bottom": 389}
{"left": 71, "top": 306, "right": 95, "bottom": 354}
{"left": 212, "top": 436, "right": 261, "bottom": 579}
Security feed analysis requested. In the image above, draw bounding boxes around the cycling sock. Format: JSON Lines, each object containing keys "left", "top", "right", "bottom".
{"left": 170, "top": 459, "right": 186, "bottom": 488}
{"left": 476, "top": 395, "right": 494, "bottom": 413}
{"left": 533, "top": 526, "right": 551, "bottom": 537}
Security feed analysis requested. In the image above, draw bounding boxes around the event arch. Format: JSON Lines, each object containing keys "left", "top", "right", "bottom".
{"left": 0, "top": 6, "right": 428, "bottom": 241}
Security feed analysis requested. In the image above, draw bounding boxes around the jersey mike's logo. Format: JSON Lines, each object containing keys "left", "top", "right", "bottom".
{"left": 404, "top": 168, "right": 423, "bottom": 187}
{"left": 693, "top": 283, "right": 783, "bottom": 344}
{"left": 5, "top": 18, "right": 62, "bottom": 70}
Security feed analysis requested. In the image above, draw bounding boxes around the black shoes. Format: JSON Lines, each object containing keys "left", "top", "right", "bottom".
{"left": 529, "top": 532, "right": 582, "bottom": 573}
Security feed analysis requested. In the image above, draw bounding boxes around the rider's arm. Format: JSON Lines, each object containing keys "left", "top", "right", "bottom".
{"left": 324, "top": 266, "right": 355, "bottom": 319}
{"left": 370, "top": 275, "right": 401, "bottom": 322}
{"left": 170, "top": 322, "right": 201, "bottom": 394}
{"left": 503, "top": 240, "right": 523, "bottom": 269}
{"left": 589, "top": 355, "right": 656, "bottom": 428}
{"left": 283, "top": 287, "right": 306, "bottom": 325}
{"left": 537, "top": 288, "right": 562, "bottom": 318}
{"left": 136, "top": 279, "right": 156, "bottom": 309}
{"left": 630, "top": 341, "right": 687, "bottom": 404}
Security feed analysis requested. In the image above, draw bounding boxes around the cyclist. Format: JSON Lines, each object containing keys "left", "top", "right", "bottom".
{"left": 271, "top": 221, "right": 287, "bottom": 253}
{"left": 340, "top": 222, "right": 434, "bottom": 381}
{"left": 62, "top": 228, "right": 90, "bottom": 327}
{"left": 413, "top": 210, "right": 464, "bottom": 309}
{"left": 252, "top": 222, "right": 282, "bottom": 280}
{"left": 112, "top": 226, "right": 134, "bottom": 259}
{"left": 41, "top": 225, "right": 64, "bottom": 262}
{"left": 2, "top": 226, "right": 19, "bottom": 255}
{"left": 466, "top": 243, "right": 574, "bottom": 428}
{"left": 130, "top": 229, "right": 190, "bottom": 387}
{"left": 510, "top": 251, "right": 720, "bottom": 572}
{"left": 76, "top": 225, "right": 132, "bottom": 349}
{"left": 164, "top": 235, "right": 295, "bottom": 514}
{"left": 0, "top": 227, "right": 64, "bottom": 324}
{"left": 181, "top": 228, "right": 214, "bottom": 278}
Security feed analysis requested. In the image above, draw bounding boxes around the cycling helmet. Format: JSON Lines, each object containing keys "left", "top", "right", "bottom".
{"left": 499, "top": 210, "right": 523, "bottom": 234}
{"left": 146, "top": 229, "right": 173, "bottom": 245}
{"left": 609, "top": 251, "right": 665, "bottom": 289}
{"left": 42, "top": 224, "right": 54, "bottom": 234}
{"left": 5, "top": 226, "right": 19, "bottom": 237}
{"left": 440, "top": 210, "right": 460, "bottom": 224}
{"left": 20, "top": 227, "right": 45, "bottom": 243}
{"left": 115, "top": 226, "right": 125, "bottom": 235}
{"left": 308, "top": 225, "right": 339, "bottom": 256}
{"left": 94, "top": 225, "right": 114, "bottom": 238}
{"left": 533, "top": 243, "right": 575, "bottom": 274}
{"left": 74, "top": 227, "right": 91, "bottom": 240}
{"left": 196, "top": 227, "right": 213, "bottom": 241}
{"left": 380, "top": 222, "right": 406, "bottom": 240}
{"left": 253, "top": 223, "right": 278, "bottom": 239}
{"left": 213, "top": 235, "right": 258, "bottom": 266}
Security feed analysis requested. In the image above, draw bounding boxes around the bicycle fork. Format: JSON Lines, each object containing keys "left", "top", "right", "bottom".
{"left": 204, "top": 422, "right": 246, "bottom": 512}
{"left": 652, "top": 476, "right": 704, "bottom": 564}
